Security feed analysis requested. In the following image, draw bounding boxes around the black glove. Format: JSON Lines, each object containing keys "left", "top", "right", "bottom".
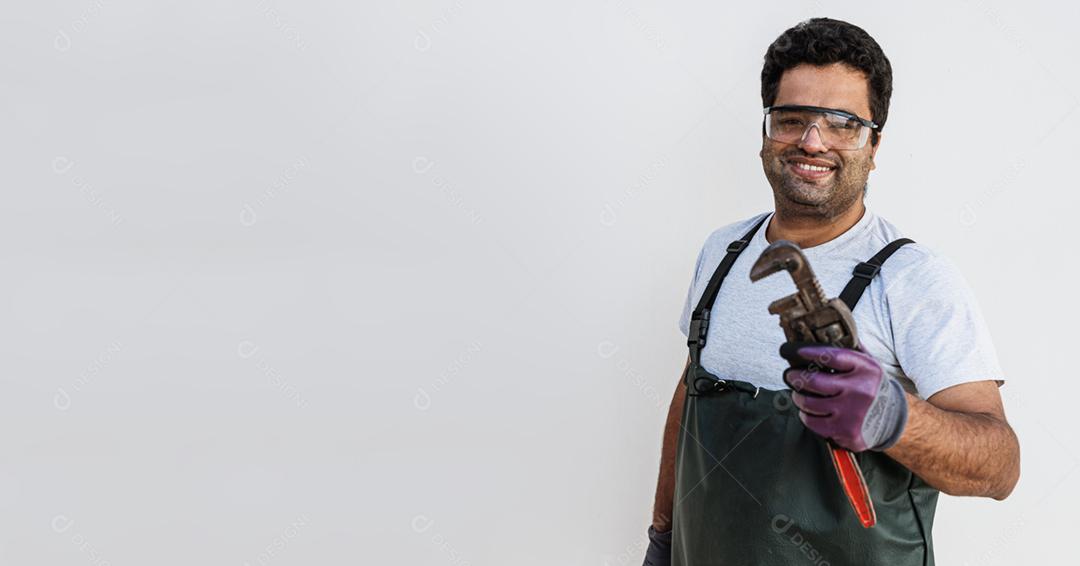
{"left": 643, "top": 525, "right": 672, "bottom": 566}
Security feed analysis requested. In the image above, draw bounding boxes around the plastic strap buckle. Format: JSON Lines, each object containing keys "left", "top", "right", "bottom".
{"left": 686, "top": 310, "right": 711, "bottom": 348}
{"left": 726, "top": 239, "right": 749, "bottom": 253}
{"left": 852, "top": 262, "right": 881, "bottom": 281}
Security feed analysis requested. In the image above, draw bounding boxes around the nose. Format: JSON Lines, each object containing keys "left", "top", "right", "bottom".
{"left": 798, "top": 123, "right": 829, "bottom": 154}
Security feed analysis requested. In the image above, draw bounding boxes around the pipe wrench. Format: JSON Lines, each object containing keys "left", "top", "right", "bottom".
{"left": 749, "top": 239, "right": 876, "bottom": 529}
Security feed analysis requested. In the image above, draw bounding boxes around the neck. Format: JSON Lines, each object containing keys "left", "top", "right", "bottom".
{"left": 765, "top": 201, "right": 866, "bottom": 248}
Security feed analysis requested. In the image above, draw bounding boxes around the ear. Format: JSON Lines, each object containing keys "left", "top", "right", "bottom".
{"left": 868, "top": 132, "right": 883, "bottom": 171}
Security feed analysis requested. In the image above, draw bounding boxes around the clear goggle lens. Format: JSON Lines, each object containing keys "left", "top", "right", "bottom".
{"left": 764, "top": 107, "right": 874, "bottom": 150}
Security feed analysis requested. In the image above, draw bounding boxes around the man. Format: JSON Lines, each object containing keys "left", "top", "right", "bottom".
{"left": 641, "top": 18, "right": 1020, "bottom": 566}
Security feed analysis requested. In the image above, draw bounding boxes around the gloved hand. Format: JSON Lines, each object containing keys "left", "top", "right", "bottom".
{"left": 780, "top": 342, "right": 909, "bottom": 452}
{"left": 642, "top": 525, "right": 672, "bottom": 566}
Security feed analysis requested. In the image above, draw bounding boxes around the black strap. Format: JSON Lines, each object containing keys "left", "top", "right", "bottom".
{"left": 687, "top": 214, "right": 769, "bottom": 364}
{"left": 838, "top": 238, "right": 915, "bottom": 310}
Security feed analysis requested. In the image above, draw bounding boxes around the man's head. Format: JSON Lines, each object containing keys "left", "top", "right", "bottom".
{"left": 758, "top": 18, "right": 893, "bottom": 219}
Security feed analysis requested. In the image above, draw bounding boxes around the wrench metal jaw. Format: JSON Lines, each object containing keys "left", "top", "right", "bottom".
{"left": 750, "top": 240, "right": 860, "bottom": 350}
{"left": 772, "top": 296, "right": 860, "bottom": 349}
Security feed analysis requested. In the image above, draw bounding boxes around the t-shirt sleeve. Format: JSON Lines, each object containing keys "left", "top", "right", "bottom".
{"left": 678, "top": 242, "right": 708, "bottom": 338}
{"left": 886, "top": 253, "right": 1005, "bottom": 399}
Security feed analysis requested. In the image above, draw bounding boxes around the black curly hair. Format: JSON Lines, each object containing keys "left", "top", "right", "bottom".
{"left": 761, "top": 18, "right": 893, "bottom": 146}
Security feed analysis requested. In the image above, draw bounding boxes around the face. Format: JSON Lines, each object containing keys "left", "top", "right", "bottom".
{"left": 759, "top": 63, "right": 881, "bottom": 218}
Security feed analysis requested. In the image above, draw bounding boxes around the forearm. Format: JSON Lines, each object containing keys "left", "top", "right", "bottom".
{"left": 884, "top": 391, "right": 1020, "bottom": 499}
{"left": 650, "top": 362, "right": 689, "bottom": 531}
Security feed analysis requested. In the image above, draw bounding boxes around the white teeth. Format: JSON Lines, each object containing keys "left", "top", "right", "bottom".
{"left": 794, "top": 162, "right": 832, "bottom": 172}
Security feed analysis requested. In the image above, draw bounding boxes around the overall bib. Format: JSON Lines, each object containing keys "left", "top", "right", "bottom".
{"left": 673, "top": 216, "right": 938, "bottom": 566}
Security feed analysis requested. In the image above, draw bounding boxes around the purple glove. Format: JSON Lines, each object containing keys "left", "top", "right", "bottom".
{"left": 780, "top": 342, "right": 909, "bottom": 452}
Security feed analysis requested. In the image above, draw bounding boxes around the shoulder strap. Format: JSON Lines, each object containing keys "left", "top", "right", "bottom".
{"left": 838, "top": 238, "right": 915, "bottom": 310}
{"left": 687, "top": 214, "right": 769, "bottom": 363}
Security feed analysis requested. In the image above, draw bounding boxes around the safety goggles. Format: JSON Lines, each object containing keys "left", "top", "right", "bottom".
{"left": 763, "top": 105, "right": 879, "bottom": 150}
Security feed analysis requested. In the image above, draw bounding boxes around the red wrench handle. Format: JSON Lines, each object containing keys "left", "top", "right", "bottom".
{"left": 828, "top": 444, "right": 877, "bottom": 528}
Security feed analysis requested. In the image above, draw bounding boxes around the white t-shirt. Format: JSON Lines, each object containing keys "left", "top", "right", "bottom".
{"left": 678, "top": 208, "right": 1004, "bottom": 399}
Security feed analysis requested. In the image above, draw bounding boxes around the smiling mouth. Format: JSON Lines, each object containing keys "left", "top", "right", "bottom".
{"left": 787, "top": 160, "right": 836, "bottom": 180}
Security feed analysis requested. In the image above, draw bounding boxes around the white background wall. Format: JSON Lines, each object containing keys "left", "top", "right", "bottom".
{"left": 2, "top": 1, "right": 1076, "bottom": 564}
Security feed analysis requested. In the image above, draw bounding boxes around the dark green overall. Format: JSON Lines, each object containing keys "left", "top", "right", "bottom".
{"left": 673, "top": 216, "right": 938, "bottom": 566}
